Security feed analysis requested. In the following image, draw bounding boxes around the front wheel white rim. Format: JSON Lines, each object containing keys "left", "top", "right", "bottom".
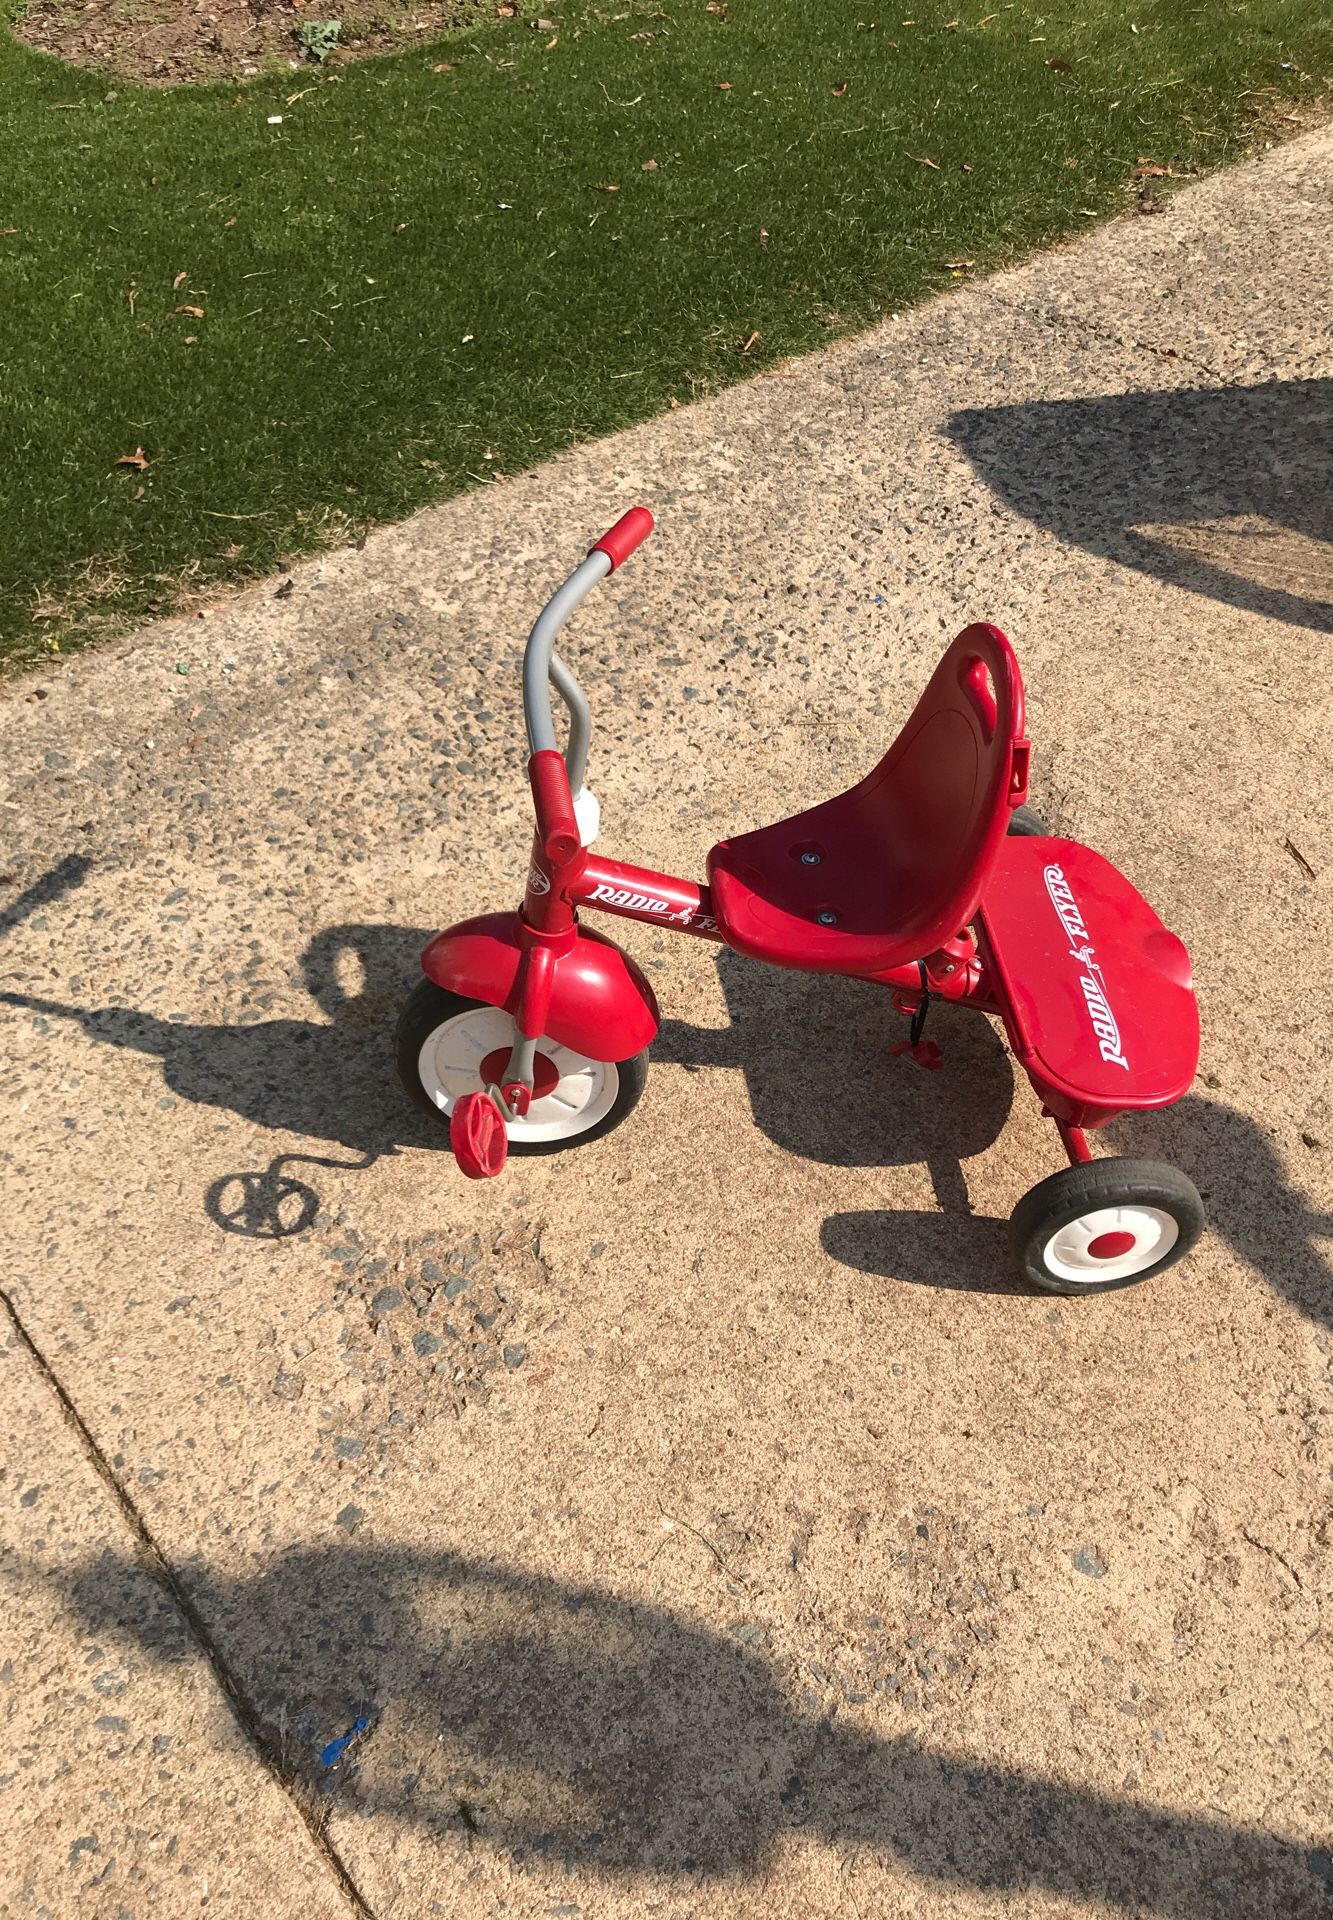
{"left": 1042, "top": 1204, "right": 1179, "bottom": 1285}
{"left": 417, "top": 1004, "right": 619, "bottom": 1144}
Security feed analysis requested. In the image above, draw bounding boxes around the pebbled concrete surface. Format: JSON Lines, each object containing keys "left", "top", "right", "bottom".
{"left": 1, "top": 128, "right": 1331, "bottom": 1919}
{"left": 0, "top": 1329, "right": 353, "bottom": 1919}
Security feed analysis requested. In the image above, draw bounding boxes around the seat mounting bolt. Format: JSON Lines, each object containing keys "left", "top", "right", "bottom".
{"left": 817, "top": 909, "right": 838, "bottom": 926}
{"left": 801, "top": 850, "right": 822, "bottom": 865}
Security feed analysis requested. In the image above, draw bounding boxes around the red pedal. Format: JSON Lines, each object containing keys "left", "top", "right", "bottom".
{"left": 450, "top": 1091, "right": 509, "bottom": 1179}
{"left": 891, "top": 1039, "right": 944, "bottom": 1071}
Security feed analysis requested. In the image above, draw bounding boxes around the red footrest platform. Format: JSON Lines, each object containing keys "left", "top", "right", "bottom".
{"left": 977, "top": 836, "right": 1200, "bottom": 1127}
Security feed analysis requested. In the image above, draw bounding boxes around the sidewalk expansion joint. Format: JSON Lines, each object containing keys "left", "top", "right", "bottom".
{"left": 1, "top": 1284, "right": 377, "bottom": 1920}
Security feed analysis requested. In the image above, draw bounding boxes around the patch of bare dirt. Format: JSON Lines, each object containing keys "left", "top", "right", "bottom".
{"left": 14, "top": 0, "right": 487, "bottom": 85}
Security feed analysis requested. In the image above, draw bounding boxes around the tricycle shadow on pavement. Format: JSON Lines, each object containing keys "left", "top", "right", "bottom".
{"left": 661, "top": 946, "right": 1028, "bottom": 1290}
{"left": 824, "top": 1095, "right": 1333, "bottom": 1326}
{"left": 947, "top": 376, "right": 1333, "bottom": 635}
{"left": 657, "top": 946, "right": 1015, "bottom": 1176}
{"left": 58, "top": 1544, "right": 1331, "bottom": 1918}
{"left": 0, "top": 919, "right": 442, "bottom": 1239}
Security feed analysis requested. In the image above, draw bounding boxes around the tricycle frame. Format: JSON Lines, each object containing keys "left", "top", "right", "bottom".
{"left": 521, "top": 752, "right": 1105, "bottom": 1174}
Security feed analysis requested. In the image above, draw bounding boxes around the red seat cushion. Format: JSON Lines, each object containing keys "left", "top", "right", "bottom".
{"left": 707, "top": 625, "right": 1028, "bottom": 975}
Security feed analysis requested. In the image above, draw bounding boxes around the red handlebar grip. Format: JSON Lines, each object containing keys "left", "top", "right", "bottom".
{"left": 590, "top": 505, "right": 654, "bottom": 571}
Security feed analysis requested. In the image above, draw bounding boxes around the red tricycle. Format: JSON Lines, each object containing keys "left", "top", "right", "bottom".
{"left": 396, "top": 508, "right": 1204, "bottom": 1295}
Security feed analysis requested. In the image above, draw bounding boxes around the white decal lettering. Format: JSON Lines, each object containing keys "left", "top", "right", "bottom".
{"left": 1043, "top": 864, "right": 1129, "bottom": 1071}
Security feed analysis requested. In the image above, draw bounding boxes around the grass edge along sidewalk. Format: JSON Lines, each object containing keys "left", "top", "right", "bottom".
{"left": 1, "top": 0, "right": 1328, "bottom": 669}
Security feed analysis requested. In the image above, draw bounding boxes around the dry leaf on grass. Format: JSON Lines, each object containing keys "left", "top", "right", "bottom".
{"left": 717, "top": 79, "right": 731, "bottom": 89}
{"left": 432, "top": 60, "right": 454, "bottom": 70}
{"left": 172, "top": 269, "right": 188, "bottom": 288}
{"left": 116, "top": 447, "right": 150, "bottom": 471}
{"left": 832, "top": 79, "right": 848, "bottom": 96}
{"left": 641, "top": 157, "right": 658, "bottom": 169}
{"left": 174, "top": 304, "right": 205, "bottom": 317}
{"left": 1133, "top": 159, "right": 1174, "bottom": 178}
{"left": 913, "top": 154, "right": 940, "bottom": 169}
{"left": 594, "top": 182, "right": 620, "bottom": 192}
{"left": 1045, "top": 56, "right": 1072, "bottom": 73}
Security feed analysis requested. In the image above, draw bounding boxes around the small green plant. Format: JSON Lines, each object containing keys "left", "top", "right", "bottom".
{"left": 297, "top": 18, "right": 341, "bottom": 60}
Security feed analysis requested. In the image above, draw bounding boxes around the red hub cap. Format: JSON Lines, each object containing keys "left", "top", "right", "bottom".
{"left": 1087, "top": 1229, "right": 1137, "bottom": 1260}
{"left": 479, "top": 1047, "right": 560, "bottom": 1101}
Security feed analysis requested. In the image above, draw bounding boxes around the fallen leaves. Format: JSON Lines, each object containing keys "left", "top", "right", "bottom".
{"left": 594, "top": 182, "right": 620, "bottom": 193}
{"left": 1284, "top": 839, "right": 1316, "bottom": 880}
{"left": 432, "top": 59, "right": 455, "bottom": 70}
{"left": 913, "top": 153, "right": 940, "bottom": 169}
{"left": 717, "top": 79, "right": 731, "bottom": 89}
{"left": 1132, "top": 157, "right": 1174, "bottom": 178}
{"left": 832, "top": 79, "right": 849, "bottom": 96}
{"left": 116, "top": 447, "right": 150, "bottom": 471}
{"left": 641, "top": 157, "right": 658, "bottom": 170}
{"left": 174, "top": 304, "right": 205, "bottom": 318}
{"left": 172, "top": 269, "right": 188, "bottom": 289}
{"left": 1044, "top": 55, "right": 1072, "bottom": 73}
{"left": 740, "top": 329, "right": 759, "bottom": 353}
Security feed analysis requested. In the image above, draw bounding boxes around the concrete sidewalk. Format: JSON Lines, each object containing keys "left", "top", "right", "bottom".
{"left": 1, "top": 128, "right": 1330, "bottom": 1919}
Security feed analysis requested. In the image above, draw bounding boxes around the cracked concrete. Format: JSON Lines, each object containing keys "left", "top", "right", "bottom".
{"left": 1, "top": 128, "right": 1331, "bottom": 1918}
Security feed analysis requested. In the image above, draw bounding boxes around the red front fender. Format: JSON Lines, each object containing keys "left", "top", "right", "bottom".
{"left": 419, "top": 913, "right": 660, "bottom": 1062}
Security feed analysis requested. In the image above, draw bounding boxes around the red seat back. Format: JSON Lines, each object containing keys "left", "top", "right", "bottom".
{"left": 857, "top": 622, "right": 1028, "bottom": 954}
{"left": 706, "top": 623, "right": 1029, "bottom": 976}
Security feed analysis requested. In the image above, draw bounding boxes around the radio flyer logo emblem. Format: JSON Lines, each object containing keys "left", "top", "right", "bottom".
{"left": 1042, "top": 864, "right": 1130, "bottom": 1071}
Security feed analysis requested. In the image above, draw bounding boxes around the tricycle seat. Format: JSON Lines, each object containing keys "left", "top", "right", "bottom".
{"left": 977, "top": 835, "right": 1200, "bottom": 1126}
{"left": 708, "top": 624, "right": 1030, "bottom": 974}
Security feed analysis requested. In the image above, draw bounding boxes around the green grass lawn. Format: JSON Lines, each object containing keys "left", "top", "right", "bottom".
{"left": 1, "top": 0, "right": 1328, "bottom": 667}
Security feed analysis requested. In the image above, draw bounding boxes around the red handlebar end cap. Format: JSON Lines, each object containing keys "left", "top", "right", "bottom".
{"left": 590, "top": 506, "right": 654, "bottom": 571}
{"left": 451, "top": 1091, "right": 509, "bottom": 1179}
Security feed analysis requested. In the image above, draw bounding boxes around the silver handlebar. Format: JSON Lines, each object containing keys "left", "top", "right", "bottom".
{"left": 521, "top": 549, "right": 611, "bottom": 797}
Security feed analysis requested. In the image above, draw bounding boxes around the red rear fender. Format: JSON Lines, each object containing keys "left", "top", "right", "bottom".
{"left": 419, "top": 913, "right": 659, "bottom": 1062}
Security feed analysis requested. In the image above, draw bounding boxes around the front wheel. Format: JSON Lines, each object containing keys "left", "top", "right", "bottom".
{"left": 1009, "top": 1157, "right": 1204, "bottom": 1295}
{"left": 395, "top": 979, "right": 648, "bottom": 1155}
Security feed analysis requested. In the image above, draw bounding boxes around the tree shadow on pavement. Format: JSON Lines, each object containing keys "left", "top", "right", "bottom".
{"left": 0, "top": 853, "right": 92, "bottom": 939}
{"left": 56, "top": 1543, "right": 1333, "bottom": 1918}
{"left": 947, "top": 377, "right": 1333, "bottom": 633}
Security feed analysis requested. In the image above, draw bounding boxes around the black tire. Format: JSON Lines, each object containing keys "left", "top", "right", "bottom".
{"left": 394, "top": 978, "right": 649, "bottom": 1156}
{"left": 1009, "top": 1156, "right": 1204, "bottom": 1296}
{"left": 1007, "top": 804, "right": 1048, "bottom": 838}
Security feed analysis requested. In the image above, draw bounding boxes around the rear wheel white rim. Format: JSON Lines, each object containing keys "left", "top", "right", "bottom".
{"left": 1042, "top": 1204, "right": 1178, "bottom": 1285}
{"left": 417, "top": 1004, "right": 619, "bottom": 1144}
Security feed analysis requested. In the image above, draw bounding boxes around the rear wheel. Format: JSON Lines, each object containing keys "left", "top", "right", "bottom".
{"left": 395, "top": 979, "right": 648, "bottom": 1154}
{"left": 1007, "top": 804, "right": 1048, "bottom": 837}
{"left": 1009, "top": 1157, "right": 1204, "bottom": 1295}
